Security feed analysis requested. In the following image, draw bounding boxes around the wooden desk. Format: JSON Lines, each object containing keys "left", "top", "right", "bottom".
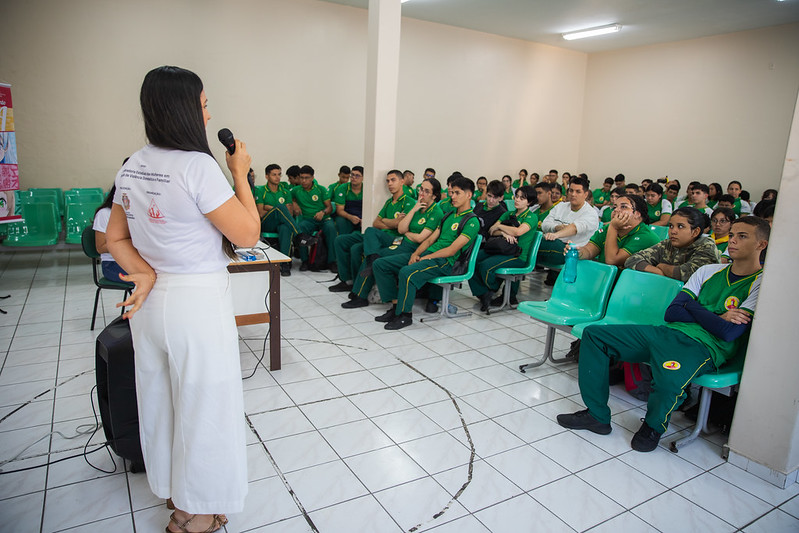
{"left": 228, "top": 246, "right": 291, "bottom": 371}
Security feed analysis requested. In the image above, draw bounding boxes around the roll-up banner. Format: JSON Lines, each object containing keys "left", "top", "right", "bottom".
{"left": 0, "top": 83, "right": 21, "bottom": 223}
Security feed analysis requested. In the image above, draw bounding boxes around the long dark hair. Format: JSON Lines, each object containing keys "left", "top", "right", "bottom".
{"left": 95, "top": 184, "right": 116, "bottom": 217}
{"left": 671, "top": 206, "right": 709, "bottom": 241}
{"left": 140, "top": 66, "right": 235, "bottom": 257}
{"left": 424, "top": 177, "right": 442, "bottom": 202}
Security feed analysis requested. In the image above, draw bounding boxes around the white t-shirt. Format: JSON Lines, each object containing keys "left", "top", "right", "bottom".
{"left": 113, "top": 145, "right": 234, "bottom": 273}
{"left": 92, "top": 207, "right": 114, "bottom": 263}
{"left": 541, "top": 201, "right": 600, "bottom": 247}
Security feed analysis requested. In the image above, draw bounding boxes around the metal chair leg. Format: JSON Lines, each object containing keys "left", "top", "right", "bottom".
{"left": 670, "top": 387, "right": 712, "bottom": 452}
{"left": 520, "top": 326, "right": 555, "bottom": 372}
{"left": 91, "top": 286, "right": 101, "bottom": 331}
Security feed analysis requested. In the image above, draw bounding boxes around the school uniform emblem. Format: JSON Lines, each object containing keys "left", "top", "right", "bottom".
{"left": 725, "top": 296, "right": 740, "bottom": 310}
{"left": 418, "top": 218, "right": 426, "bottom": 225}
{"left": 663, "top": 361, "right": 681, "bottom": 370}
{"left": 312, "top": 194, "right": 319, "bottom": 201}
{"left": 278, "top": 197, "right": 285, "bottom": 204}
{"left": 451, "top": 222, "right": 459, "bottom": 231}
{"left": 655, "top": 210, "right": 661, "bottom": 217}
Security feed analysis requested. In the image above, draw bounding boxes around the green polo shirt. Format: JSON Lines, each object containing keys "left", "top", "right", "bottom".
{"left": 588, "top": 222, "right": 661, "bottom": 264}
{"left": 403, "top": 184, "right": 417, "bottom": 200}
{"left": 593, "top": 188, "right": 611, "bottom": 206}
{"left": 532, "top": 203, "right": 555, "bottom": 229}
{"left": 333, "top": 183, "right": 363, "bottom": 205}
{"left": 257, "top": 182, "right": 293, "bottom": 208}
{"left": 439, "top": 197, "right": 455, "bottom": 215}
{"left": 403, "top": 202, "right": 444, "bottom": 245}
{"left": 292, "top": 183, "right": 330, "bottom": 219}
{"left": 428, "top": 208, "right": 481, "bottom": 266}
{"left": 327, "top": 181, "right": 348, "bottom": 201}
{"left": 498, "top": 208, "right": 538, "bottom": 261}
{"left": 378, "top": 193, "right": 415, "bottom": 236}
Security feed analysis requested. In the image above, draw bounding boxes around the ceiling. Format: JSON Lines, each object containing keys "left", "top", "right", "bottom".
{"left": 320, "top": 0, "right": 799, "bottom": 53}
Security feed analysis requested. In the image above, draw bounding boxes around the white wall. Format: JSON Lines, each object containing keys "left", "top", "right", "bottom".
{"left": 579, "top": 23, "right": 799, "bottom": 198}
{"left": 0, "top": 0, "right": 586, "bottom": 191}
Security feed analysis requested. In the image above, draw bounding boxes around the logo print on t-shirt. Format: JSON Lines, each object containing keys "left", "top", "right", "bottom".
{"left": 278, "top": 197, "right": 285, "bottom": 204}
{"left": 663, "top": 361, "right": 681, "bottom": 370}
{"left": 724, "top": 296, "right": 740, "bottom": 310}
{"left": 122, "top": 193, "right": 130, "bottom": 211}
{"left": 312, "top": 194, "right": 319, "bottom": 202}
{"left": 451, "top": 222, "right": 459, "bottom": 231}
{"left": 148, "top": 198, "right": 166, "bottom": 224}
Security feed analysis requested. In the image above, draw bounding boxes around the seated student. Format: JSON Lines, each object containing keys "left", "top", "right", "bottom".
{"left": 328, "top": 165, "right": 351, "bottom": 202}
{"left": 474, "top": 176, "right": 488, "bottom": 202}
{"left": 329, "top": 169, "right": 414, "bottom": 293}
{"left": 92, "top": 185, "right": 134, "bottom": 288}
{"left": 333, "top": 165, "right": 364, "bottom": 236}
{"left": 613, "top": 173, "right": 626, "bottom": 190}
{"left": 727, "top": 180, "right": 753, "bottom": 215}
{"left": 530, "top": 182, "right": 557, "bottom": 229}
{"left": 599, "top": 187, "right": 625, "bottom": 224}
{"left": 438, "top": 174, "right": 460, "bottom": 215}
{"left": 372, "top": 176, "right": 480, "bottom": 330}
{"left": 677, "top": 181, "right": 700, "bottom": 208}
{"left": 292, "top": 165, "right": 338, "bottom": 272}
{"left": 593, "top": 177, "right": 614, "bottom": 207}
{"left": 415, "top": 167, "right": 436, "bottom": 197}
{"left": 752, "top": 198, "right": 776, "bottom": 220}
{"left": 257, "top": 163, "right": 299, "bottom": 275}
{"left": 624, "top": 183, "right": 642, "bottom": 197}
{"left": 473, "top": 180, "right": 508, "bottom": 240}
{"left": 624, "top": 207, "right": 720, "bottom": 282}
{"left": 576, "top": 194, "right": 660, "bottom": 267}
{"left": 758, "top": 188, "right": 778, "bottom": 205}
{"left": 558, "top": 216, "right": 769, "bottom": 452}
{"left": 689, "top": 183, "right": 715, "bottom": 218}
{"left": 529, "top": 172, "right": 540, "bottom": 186}
{"left": 501, "top": 175, "right": 514, "bottom": 200}
{"left": 708, "top": 182, "right": 723, "bottom": 209}
{"left": 538, "top": 176, "right": 600, "bottom": 285}
{"left": 644, "top": 183, "right": 672, "bottom": 226}
{"left": 709, "top": 207, "right": 735, "bottom": 255}
{"left": 246, "top": 167, "right": 257, "bottom": 193}
{"left": 470, "top": 185, "right": 538, "bottom": 312}
{"left": 665, "top": 181, "right": 681, "bottom": 207}
{"left": 549, "top": 182, "right": 563, "bottom": 205}
{"left": 512, "top": 169, "right": 529, "bottom": 189}
{"left": 403, "top": 170, "right": 417, "bottom": 199}
{"left": 286, "top": 164, "right": 302, "bottom": 188}
{"left": 342, "top": 177, "right": 444, "bottom": 308}
{"left": 716, "top": 194, "right": 736, "bottom": 211}
{"left": 641, "top": 178, "right": 653, "bottom": 192}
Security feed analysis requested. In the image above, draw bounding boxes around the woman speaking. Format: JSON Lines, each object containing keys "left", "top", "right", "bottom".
{"left": 107, "top": 66, "right": 260, "bottom": 533}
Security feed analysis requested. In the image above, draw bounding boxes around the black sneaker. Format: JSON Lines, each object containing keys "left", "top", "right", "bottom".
{"left": 509, "top": 295, "right": 519, "bottom": 305}
{"left": 341, "top": 297, "right": 369, "bottom": 309}
{"left": 565, "top": 339, "right": 581, "bottom": 360}
{"left": 544, "top": 271, "right": 558, "bottom": 286}
{"left": 280, "top": 263, "right": 291, "bottom": 277}
{"left": 479, "top": 292, "right": 493, "bottom": 313}
{"left": 631, "top": 420, "right": 662, "bottom": 452}
{"left": 375, "top": 306, "right": 396, "bottom": 323}
{"left": 328, "top": 280, "right": 351, "bottom": 293}
{"left": 385, "top": 313, "right": 412, "bottom": 330}
{"left": 556, "top": 409, "right": 612, "bottom": 435}
{"left": 328, "top": 262, "right": 338, "bottom": 274}
{"left": 299, "top": 262, "right": 310, "bottom": 272}
{"left": 490, "top": 294, "right": 504, "bottom": 307}
{"left": 425, "top": 300, "right": 439, "bottom": 314}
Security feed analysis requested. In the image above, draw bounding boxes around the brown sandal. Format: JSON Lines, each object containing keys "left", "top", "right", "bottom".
{"left": 165, "top": 512, "right": 228, "bottom": 533}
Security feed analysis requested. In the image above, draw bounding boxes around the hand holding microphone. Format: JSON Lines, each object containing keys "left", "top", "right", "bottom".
{"left": 218, "top": 128, "right": 251, "bottom": 181}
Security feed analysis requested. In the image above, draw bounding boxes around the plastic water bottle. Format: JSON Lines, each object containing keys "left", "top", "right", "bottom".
{"left": 447, "top": 304, "right": 458, "bottom": 314}
{"left": 563, "top": 244, "right": 579, "bottom": 284}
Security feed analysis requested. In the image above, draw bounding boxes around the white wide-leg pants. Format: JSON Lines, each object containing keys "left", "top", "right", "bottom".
{"left": 129, "top": 270, "right": 247, "bottom": 514}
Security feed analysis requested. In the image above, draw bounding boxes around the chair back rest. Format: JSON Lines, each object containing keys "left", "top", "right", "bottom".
{"left": 465, "top": 234, "right": 483, "bottom": 274}
{"left": 20, "top": 202, "right": 59, "bottom": 238}
{"left": 549, "top": 261, "right": 617, "bottom": 317}
{"left": 603, "top": 269, "right": 684, "bottom": 326}
{"left": 505, "top": 199, "right": 515, "bottom": 211}
{"left": 81, "top": 226, "right": 101, "bottom": 259}
{"left": 65, "top": 191, "right": 104, "bottom": 205}
{"left": 29, "top": 188, "right": 64, "bottom": 214}
{"left": 66, "top": 202, "right": 102, "bottom": 236}
{"left": 522, "top": 231, "right": 544, "bottom": 268}
{"left": 649, "top": 225, "right": 669, "bottom": 241}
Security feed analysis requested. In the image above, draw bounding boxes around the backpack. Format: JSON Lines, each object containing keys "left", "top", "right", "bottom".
{"left": 439, "top": 211, "right": 481, "bottom": 276}
{"left": 308, "top": 232, "right": 327, "bottom": 271}
{"left": 623, "top": 362, "right": 653, "bottom": 401}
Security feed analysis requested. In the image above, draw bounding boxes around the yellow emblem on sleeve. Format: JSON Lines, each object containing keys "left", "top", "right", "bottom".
{"left": 724, "top": 296, "right": 740, "bottom": 310}
{"left": 663, "top": 361, "right": 681, "bottom": 370}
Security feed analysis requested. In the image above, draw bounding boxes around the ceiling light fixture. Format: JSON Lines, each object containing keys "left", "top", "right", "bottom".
{"left": 562, "top": 24, "right": 621, "bottom": 41}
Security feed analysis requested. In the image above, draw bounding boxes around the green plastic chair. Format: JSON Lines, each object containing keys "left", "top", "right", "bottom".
{"left": 421, "top": 234, "right": 483, "bottom": 322}
{"left": 30, "top": 188, "right": 65, "bottom": 217}
{"left": 517, "top": 261, "right": 617, "bottom": 371}
{"left": 15, "top": 190, "right": 58, "bottom": 216}
{"left": 505, "top": 199, "right": 515, "bottom": 211}
{"left": 669, "top": 350, "right": 746, "bottom": 455}
{"left": 650, "top": 225, "right": 669, "bottom": 240}
{"left": 65, "top": 191, "right": 104, "bottom": 206}
{"left": 65, "top": 202, "right": 101, "bottom": 244}
{"left": 3, "top": 202, "right": 60, "bottom": 246}
{"left": 491, "top": 231, "right": 544, "bottom": 313}
{"left": 81, "top": 227, "right": 131, "bottom": 330}
{"left": 571, "top": 270, "right": 684, "bottom": 338}
{"left": 69, "top": 187, "right": 104, "bottom": 195}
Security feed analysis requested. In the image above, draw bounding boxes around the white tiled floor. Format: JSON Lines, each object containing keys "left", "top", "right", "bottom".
{"left": 1, "top": 248, "right": 798, "bottom": 532}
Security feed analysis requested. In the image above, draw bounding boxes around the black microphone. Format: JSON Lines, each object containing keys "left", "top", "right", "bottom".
{"left": 217, "top": 128, "right": 235, "bottom": 155}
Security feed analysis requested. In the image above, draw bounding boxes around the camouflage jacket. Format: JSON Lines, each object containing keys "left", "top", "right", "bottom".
{"left": 624, "top": 235, "right": 721, "bottom": 282}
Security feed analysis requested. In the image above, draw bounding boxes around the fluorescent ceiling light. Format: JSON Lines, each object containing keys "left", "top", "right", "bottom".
{"left": 562, "top": 24, "right": 621, "bottom": 41}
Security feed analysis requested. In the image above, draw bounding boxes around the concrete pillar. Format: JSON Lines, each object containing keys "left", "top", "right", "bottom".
{"left": 361, "top": 0, "right": 402, "bottom": 227}
{"left": 726, "top": 88, "right": 799, "bottom": 488}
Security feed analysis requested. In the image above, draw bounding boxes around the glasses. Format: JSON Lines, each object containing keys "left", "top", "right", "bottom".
{"left": 711, "top": 218, "right": 731, "bottom": 225}
{"left": 424, "top": 173, "right": 434, "bottom": 178}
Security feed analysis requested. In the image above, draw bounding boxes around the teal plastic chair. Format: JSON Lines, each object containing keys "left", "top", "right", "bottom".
{"left": 65, "top": 191, "right": 104, "bottom": 206}
{"left": 4, "top": 202, "right": 60, "bottom": 246}
{"left": 571, "top": 270, "right": 684, "bottom": 338}
{"left": 491, "top": 232, "right": 544, "bottom": 313}
{"left": 81, "top": 227, "right": 131, "bottom": 330}
{"left": 421, "top": 234, "right": 483, "bottom": 322}
{"left": 30, "top": 188, "right": 65, "bottom": 217}
{"left": 650, "top": 225, "right": 669, "bottom": 240}
{"left": 69, "top": 187, "right": 104, "bottom": 196}
{"left": 516, "top": 261, "right": 617, "bottom": 371}
{"left": 65, "top": 202, "right": 101, "bottom": 244}
{"left": 505, "top": 199, "right": 515, "bottom": 211}
{"left": 669, "top": 351, "right": 746, "bottom": 455}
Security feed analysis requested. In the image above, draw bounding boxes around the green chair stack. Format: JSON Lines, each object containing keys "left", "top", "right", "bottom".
{"left": 4, "top": 202, "right": 60, "bottom": 246}
{"left": 516, "top": 261, "right": 617, "bottom": 371}
{"left": 30, "top": 188, "right": 65, "bottom": 217}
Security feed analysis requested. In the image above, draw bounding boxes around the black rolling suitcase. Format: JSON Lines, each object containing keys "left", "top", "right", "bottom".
{"left": 95, "top": 316, "right": 145, "bottom": 472}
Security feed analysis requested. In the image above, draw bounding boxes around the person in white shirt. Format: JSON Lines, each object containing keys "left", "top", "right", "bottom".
{"left": 92, "top": 183, "right": 134, "bottom": 287}
{"left": 106, "top": 66, "right": 260, "bottom": 533}
{"left": 538, "top": 176, "right": 600, "bottom": 284}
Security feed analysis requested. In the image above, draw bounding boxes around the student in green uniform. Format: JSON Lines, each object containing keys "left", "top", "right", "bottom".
{"left": 373, "top": 176, "right": 480, "bottom": 330}
{"left": 709, "top": 207, "right": 735, "bottom": 254}
{"left": 689, "top": 184, "right": 714, "bottom": 218}
{"left": 473, "top": 180, "right": 508, "bottom": 240}
{"left": 470, "top": 185, "right": 538, "bottom": 313}
{"left": 599, "top": 187, "right": 624, "bottom": 224}
{"left": 256, "top": 164, "right": 299, "bottom": 275}
{"left": 403, "top": 170, "right": 417, "bottom": 199}
{"left": 512, "top": 169, "right": 529, "bottom": 189}
{"left": 501, "top": 175, "right": 514, "bottom": 200}
{"left": 415, "top": 168, "right": 436, "bottom": 198}
{"left": 285, "top": 165, "right": 302, "bottom": 188}
{"left": 644, "top": 183, "right": 672, "bottom": 226}
{"left": 558, "top": 216, "right": 769, "bottom": 452}
{"left": 726, "top": 180, "right": 752, "bottom": 215}
{"left": 530, "top": 182, "right": 557, "bottom": 230}
{"left": 292, "top": 165, "right": 338, "bottom": 271}
{"left": 438, "top": 174, "right": 459, "bottom": 214}
{"left": 474, "top": 176, "right": 488, "bottom": 202}
{"left": 333, "top": 166, "right": 363, "bottom": 235}
{"left": 560, "top": 172, "right": 572, "bottom": 197}
{"left": 708, "top": 182, "right": 723, "bottom": 209}
{"left": 593, "top": 177, "right": 614, "bottom": 207}
{"left": 342, "top": 177, "right": 444, "bottom": 308}
{"left": 577, "top": 194, "right": 660, "bottom": 267}
{"left": 327, "top": 165, "right": 350, "bottom": 202}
